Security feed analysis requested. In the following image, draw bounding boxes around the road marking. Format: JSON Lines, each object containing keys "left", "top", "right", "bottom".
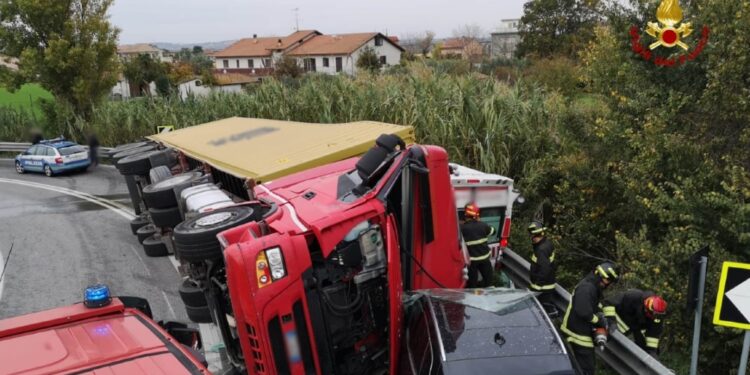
{"left": 0, "top": 250, "right": 5, "bottom": 301}
{"left": 0, "top": 177, "right": 135, "bottom": 220}
{"left": 161, "top": 291, "right": 178, "bottom": 319}
{"left": 129, "top": 245, "right": 152, "bottom": 277}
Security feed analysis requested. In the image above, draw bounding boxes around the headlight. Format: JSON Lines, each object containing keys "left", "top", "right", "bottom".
{"left": 256, "top": 247, "right": 286, "bottom": 288}
{"left": 265, "top": 247, "right": 286, "bottom": 280}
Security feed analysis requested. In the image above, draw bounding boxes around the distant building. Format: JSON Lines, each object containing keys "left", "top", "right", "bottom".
{"left": 117, "top": 44, "right": 172, "bottom": 63}
{"left": 212, "top": 30, "right": 403, "bottom": 76}
{"left": 440, "top": 38, "right": 485, "bottom": 60}
{"left": 491, "top": 19, "right": 521, "bottom": 59}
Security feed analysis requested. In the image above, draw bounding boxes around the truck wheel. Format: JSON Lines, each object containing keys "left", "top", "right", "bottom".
{"left": 109, "top": 141, "right": 152, "bottom": 156}
{"left": 149, "top": 166, "right": 173, "bottom": 184}
{"left": 136, "top": 224, "right": 158, "bottom": 243}
{"left": 173, "top": 206, "right": 258, "bottom": 262}
{"left": 178, "top": 279, "right": 208, "bottom": 307}
{"left": 148, "top": 149, "right": 177, "bottom": 169}
{"left": 142, "top": 234, "right": 169, "bottom": 257}
{"left": 184, "top": 304, "right": 212, "bottom": 323}
{"left": 112, "top": 145, "right": 156, "bottom": 165}
{"left": 149, "top": 206, "right": 183, "bottom": 228}
{"left": 118, "top": 150, "right": 164, "bottom": 176}
{"left": 142, "top": 172, "right": 202, "bottom": 209}
{"left": 130, "top": 216, "right": 149, "bottom": 234}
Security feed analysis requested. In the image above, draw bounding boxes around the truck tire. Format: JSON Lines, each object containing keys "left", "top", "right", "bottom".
{"left": 112, "top": 145, "right": 156, "bottom": 165}
{"left": 149, "top": 166, "right": 172, "bottom": 184}
{"left": 142, "top": 172, "right": 202, "bottom": 209}
{"left": 178, "top": 279, "right": 208, "bottom": 307}
{"left": 109, "top": 141, "right": 152, "bottom": 156}
{"left": 149, "top": 149, "right": 177, "bottom": 169}
{"left": 149, "top": 206, "right": 183, "bottom": 228}
{"left": 142, "top": 234, "right": 169, "bottom": 257}
{"left": 184, "top": 304, "right": 212, "bottom": 323}
{"left": 173, "top": 206, "right": 258, "bottom": 262}
{"left": 130, "top": 216, "right": 149, "bottom": 234}
{"left": 118, "top": 150, "right": 164, "bottom": 176}
{"left": 136, "top": 224, "right": 158, "bottom": 243}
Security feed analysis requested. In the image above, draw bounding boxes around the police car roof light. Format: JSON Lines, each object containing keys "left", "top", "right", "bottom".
{"left": 84, "top": 284, "right": 112, "bottom": 308}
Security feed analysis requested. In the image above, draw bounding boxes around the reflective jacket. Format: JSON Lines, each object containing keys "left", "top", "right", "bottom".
{"left": 460, "top": 220, "right": 495, "bottom": 262}
{"left": 561, "top": 273, "right": 604, "bottom": 348}
{"left": 529, "top": 237, "right": 556, "bottom": 291}
{"left": 602, "top": 289, "right": 663, "bottom": 353}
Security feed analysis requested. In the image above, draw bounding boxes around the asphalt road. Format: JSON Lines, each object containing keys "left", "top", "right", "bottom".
{"left": 0, "top": 160, "right": 187, "bottom": 322}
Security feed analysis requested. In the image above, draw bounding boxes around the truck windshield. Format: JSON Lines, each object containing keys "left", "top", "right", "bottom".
{"left": 412, "top": 288, "right": 537, "bottom": 316}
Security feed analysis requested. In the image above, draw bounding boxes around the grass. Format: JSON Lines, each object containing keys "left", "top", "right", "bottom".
{"left": 0, "top": 83, "right": 53, "bottom": 117}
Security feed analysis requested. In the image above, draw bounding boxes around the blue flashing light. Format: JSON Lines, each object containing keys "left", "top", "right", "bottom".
{"left": 84, "top": 284, "right": 112, "bottom": 308}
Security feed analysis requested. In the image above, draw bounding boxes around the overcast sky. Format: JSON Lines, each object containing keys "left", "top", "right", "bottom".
{"left": 110, "top": 0, "right": 526, "bottom": 44}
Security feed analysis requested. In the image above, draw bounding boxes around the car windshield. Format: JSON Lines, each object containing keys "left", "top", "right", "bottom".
{"left": 410, "top": 288, "right": 538, "bottom": 316}
{"left": 59, "top": 145, "right": 85, "bottom": 155}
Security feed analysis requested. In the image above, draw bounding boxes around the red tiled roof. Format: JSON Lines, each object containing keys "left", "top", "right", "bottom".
{"left": 287, "top": 32, "right": 402, "bottom": 56}
{"left": 214, "top": 30, "right": 319, "bottom": 58}
{"left": 441, "top": 38, "right": 474, "bottom": 50}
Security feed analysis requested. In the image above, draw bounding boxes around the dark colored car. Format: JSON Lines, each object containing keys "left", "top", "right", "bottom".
{"left": 401, "top": 289, "right": 576, "bottom": 375}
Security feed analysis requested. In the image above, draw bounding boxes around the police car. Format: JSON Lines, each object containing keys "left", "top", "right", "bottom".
{"left": 14, "top": 137, "right": 90, "bottom": 177}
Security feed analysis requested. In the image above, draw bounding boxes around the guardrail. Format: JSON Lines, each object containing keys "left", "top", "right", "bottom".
{"left": 501, "top": 247, "right": 675, "bottom": 375}
{"left": 0, "top": 142, "right": 113, "bottom": 156}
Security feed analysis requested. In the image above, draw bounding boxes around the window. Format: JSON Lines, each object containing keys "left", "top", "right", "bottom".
{"left": 223, "top": 60, "right": 229, "bottom": 68}
{"left": 26, "top": 145, "right": 39, "bottom": 155}
{"left": 263, "top": 58, "right": 272, "bottom": 68}
{"left": 248, "top": 59, "right": 254, "bottom": 68}
{"left": 59, "top": 145, "right": 85, "bottom": 156}
{"left": 235, "top": 60, "right": 240, "bottom": 68}
{"left": 379, "top": 55, "right": 387, "bottom": 65}
{"left": 322, "top": 57, "right": 329, "bottom": 67}
{"left": 375, "top": 36, "right": 383, "bottom": 46}
{"left": 303, "top": 58, "right": 316, "bottom": 72}
{"left": 407, "top": 301, "right": 438, "bottom": 375}
{"left": 336, "top": 57, "right": 343, "bottom": 72}
{"left": 45, "top": 147, "right": 56, "bottom": 156}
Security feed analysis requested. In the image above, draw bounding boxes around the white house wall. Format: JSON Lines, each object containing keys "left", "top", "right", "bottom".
{"left": 214, "top": 57, "right": 272, "bottom": 70}
{"left": 296, "top": 38, "right": 402, "bottom": 76}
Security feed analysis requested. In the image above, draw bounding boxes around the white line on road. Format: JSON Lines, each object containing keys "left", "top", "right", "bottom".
{"left": 0, "top": 178, "right": 136, "bottom": 220}
{"left": 0, "top": 250, "right": 5, "bottom": 301}
{"left": 161, "top": 291, "right": 178, "bottom": 319}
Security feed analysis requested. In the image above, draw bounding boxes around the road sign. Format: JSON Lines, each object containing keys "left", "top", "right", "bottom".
{"left": 714, "top": 261, "right": 750, "bottom": 330}
{"left": 157, "top": 125, "right": 174, "bottom": 134}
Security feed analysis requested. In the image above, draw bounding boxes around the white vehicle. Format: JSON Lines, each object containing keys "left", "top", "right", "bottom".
{"left": 450, "top": 163, "right": 523, "bottom": 266}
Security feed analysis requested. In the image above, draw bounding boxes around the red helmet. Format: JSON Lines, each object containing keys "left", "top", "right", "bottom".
{"left": 465, "top": 203, "right": 480, "bottom": 219}
{"left": 644, "top": 295, "right": 667, "bottom": 319}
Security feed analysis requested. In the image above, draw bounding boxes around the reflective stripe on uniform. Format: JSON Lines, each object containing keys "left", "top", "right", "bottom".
{"left": 466, "top": 238, "right": 488, "bottom": 246}
{"left": 646, "top": 337, "right": 659, "bottom": 348}
{"left": 531, "top": 253, "right": 555, "bottom": 264}
{"left": 590, "top": 314, "right": 599, "bottom": 324}
{"left": 530, "top": 283, "right": 556, "bottom": 291}
{"left": 561, "top": 299, "right": 594, "bottom": 348}
{"left": 470, "top": 251, "right": 491, "bottom": 261}
{"left": 615, "top": 314, "right": 629, "bottom": 333}
{"left": 602, "top": 306, "right": 616, "bottom": 317}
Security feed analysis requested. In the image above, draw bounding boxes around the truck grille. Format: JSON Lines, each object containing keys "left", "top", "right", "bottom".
{"left": 246, "top": 323, "right": 267, "bottom": 373}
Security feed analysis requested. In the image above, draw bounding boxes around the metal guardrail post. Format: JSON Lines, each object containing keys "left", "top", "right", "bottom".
{"left": 501, "top": 247, "right": 675, "bottom": 375}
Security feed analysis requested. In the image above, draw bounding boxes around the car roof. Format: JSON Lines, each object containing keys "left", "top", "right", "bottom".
{"left": 0, "top": 299, "right": 208, "bottom": 374}
{"left": 417, "top": 289, "right": 574, "bottom": 373}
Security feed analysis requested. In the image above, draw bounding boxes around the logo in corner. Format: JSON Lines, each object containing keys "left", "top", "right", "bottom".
{"left": 630, "top": 0, "right": 709, "bottom": 67}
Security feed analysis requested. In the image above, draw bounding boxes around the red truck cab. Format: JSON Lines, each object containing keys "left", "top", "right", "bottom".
{"left": 0, "top": 291, "right": 208, "bottom": 375}
{"left": 216, "top": 135, "right": 466, "bottom": 374}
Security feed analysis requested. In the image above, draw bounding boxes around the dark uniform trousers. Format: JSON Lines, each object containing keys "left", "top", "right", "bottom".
{"left": 461, "top": 219, "right": 496, "bottom": 288}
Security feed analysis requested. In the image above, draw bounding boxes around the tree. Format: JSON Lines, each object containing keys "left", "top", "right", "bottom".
{"left": 452, "top": 23, "right": 485, "bottom": 40}
{"left": 516, "top": 0, "right": 602, "bottom": 59}
{"left": 272, "top": 55, "right": 303, "bottom": 79}
{"left": 402, "top": 31, "right": 435, "bottom": 56}
{"left": 356, "top": 46, "right": 381, "bottom": 72}
{"left": 0, "top": 0, "right": 120, "bottom": 118}
{"left": 122, "top": 54, "right": 165, "bottom": 96}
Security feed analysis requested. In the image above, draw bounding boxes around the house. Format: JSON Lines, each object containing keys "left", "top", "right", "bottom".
{"left": 212, "top": 30, "right": 320, "bottom": 73}
{"left": 491, "top": 19, "right": 521, "bottom": 59}
{"left": 117, "top": 44, "right": 172, "bottom": 63}
{"left": 440, "top": 38, "right": 485, "bottom": 60}
{"left": 177, "top": 73, "right": 259, "bottom": 100}
{"left": 211, "top": 30, "right": 403, "bottom": 77}
{"left": 285, "top": 32, "right": 403, "bottom": 75}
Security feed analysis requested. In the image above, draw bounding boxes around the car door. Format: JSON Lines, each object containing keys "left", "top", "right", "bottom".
{"left": 22, "top": 145, "right": 41, "bottom": 171}
{"left": 43, "top": 146, "right": 57, "bottom": 167}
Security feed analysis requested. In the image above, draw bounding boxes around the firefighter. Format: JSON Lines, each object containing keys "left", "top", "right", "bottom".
{"left": 528, "top": 221, "right": 556, "bottom": 306}
{"left": 460, "top": 203, "right": 495, "bottom": 288}
{"left": 561, "top": 261, "right": 619, "bottom": 375}
{"left": 603, "top": 289, "right": 667, "bottom": 357}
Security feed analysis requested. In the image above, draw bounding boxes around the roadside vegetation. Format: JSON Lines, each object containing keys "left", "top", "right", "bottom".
{"left": 0, "top": 0, "right": 748, "bottom": 373}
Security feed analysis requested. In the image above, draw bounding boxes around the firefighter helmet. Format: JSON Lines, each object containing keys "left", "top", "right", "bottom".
{"left": 528, "top": 221, "right": 546, "bottom": 235}
{"left": 465, "top": 203, "right": 480, "bottom": 219}
{"left": 644, "top": 295, "right": 668, "bottom": 319}
{"left": 595, "top": 261, "right": 620, "bottom": 283}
